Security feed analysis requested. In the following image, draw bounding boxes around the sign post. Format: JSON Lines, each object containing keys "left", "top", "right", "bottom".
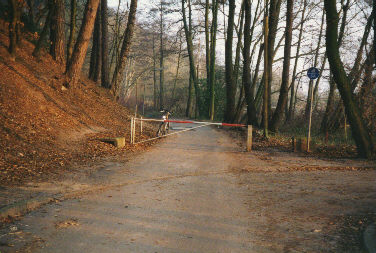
{"left": 307, "top": 67, "right": 320, "bottom": 152}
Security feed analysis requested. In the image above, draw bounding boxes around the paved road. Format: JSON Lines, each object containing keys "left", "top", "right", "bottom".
{"left": 8, "top": 125, "right": 258, "bottom": 252}
{"left": 2, "top": 124, "right": 376, "bottom": 252}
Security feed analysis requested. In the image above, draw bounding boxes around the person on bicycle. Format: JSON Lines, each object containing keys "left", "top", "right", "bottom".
{"left": 156, "top": 109, "right": 172, "bottom": 137}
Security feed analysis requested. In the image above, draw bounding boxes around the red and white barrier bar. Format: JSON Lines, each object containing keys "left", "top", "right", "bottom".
{"left": 135, "top": 118, "right": 246, "bottom": 127}
{"left": 130, "top": 117, "right": 249, "bottom": 146}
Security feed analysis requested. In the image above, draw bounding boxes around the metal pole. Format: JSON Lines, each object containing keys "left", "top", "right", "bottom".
{"left": 307, "top": 81, "right": 314, "bottom": 152}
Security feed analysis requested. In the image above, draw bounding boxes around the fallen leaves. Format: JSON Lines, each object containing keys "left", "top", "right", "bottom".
{"left": 54, "top": 219, "right": 79, "bottom": 229}
{"left": 0, "top": 27, "right": 157, "bottom": 186}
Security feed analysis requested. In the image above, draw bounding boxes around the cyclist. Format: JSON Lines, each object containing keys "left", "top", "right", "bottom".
{"left": 156, "top": 109, "right": 172, "bottom": 137}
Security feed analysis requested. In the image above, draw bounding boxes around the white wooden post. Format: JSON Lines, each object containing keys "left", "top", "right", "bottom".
{"left": 132, "top": 118, "right": 136, "bottom": 144}
{"left": 130, "top": 117, "right": 134, "bottom": 144}
{"left": 140, "top": 117, "right": 143, "bottom": 135}
{"left": 247, "top": 125, "right": 253, "bottom": 152}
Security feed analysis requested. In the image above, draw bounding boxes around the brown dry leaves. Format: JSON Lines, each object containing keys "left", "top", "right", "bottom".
{"left": 0, "top": 27, "right": 157, "bottom": 186}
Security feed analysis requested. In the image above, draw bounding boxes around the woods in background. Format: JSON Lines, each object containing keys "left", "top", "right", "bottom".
{"left": 1, "top": 0, "right": 376, "bottom": 158}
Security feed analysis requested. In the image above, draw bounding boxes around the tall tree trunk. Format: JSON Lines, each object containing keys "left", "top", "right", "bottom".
{"left": 101, "top": 0, "right": 110, "bottom": 88}
{"left": 67, "top": 0, "right": 77, "bottom": 63}
{"left": 32, "top": 9, "right": 52, "bottom": 58}
{"left": 263, "top": 0, "right": 269, "bottom": 137}
{"left": 110, "top": 0, "right": 138, "bottom": 98}
{"left": 209, "top": 0, "right": 219, "bottom": 120}
{"left": 266, "top": 0, "right": 282, "bottom": 120}
{"left": 89, "top": 5, "right": 101, "bottom": 82}
{"left": 171, "top": 35, "right": 182, "bottom": 106}
{"left": 50, "top": 0, "right": 65, "bottom": 64}
{"left": 152, "top": 34, "right": 158, "bottom": 110}
{"left": 269, "top": 0, "right": 294, "bottom": 132}
{"left": 26, "top": 0, "right": 36, "bottom": 31}
{"left": 159, "top": 0, "right": 165, "bottom": 109}
{"left": 322, "top": 6, "right": 373, "bottom": 132}
{"left": 93, "top": 5, "right": 102, "bottom": 84}
{"left": 182, "top": 0, "right": 201, "bottom": 118}
{"left": 8, "top": 0, "right": 19, "bottom": 60}
{"left": 243, "top": 0, "right": 258, "bottom": 126}
{"left": 224, "top": 0, "right": 236, "bottom": 123}
{"left": 205, "top": 0, "right": 211, "bottom": 115}
{"left": 65, "top": 0, "right": 101, "bottom": 88}
{"left": 186, "top": 75, "right": 193, "bottom": 117}
{"left": 324, "top": 0, "right": 375, "bottom": 158}
{"left": 287, "top": 0, "right": 307, "bottom": 121}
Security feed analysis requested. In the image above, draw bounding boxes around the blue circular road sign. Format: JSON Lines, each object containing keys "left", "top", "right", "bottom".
{"left": 307, "top": 67, "right": 320, "bottom": 80}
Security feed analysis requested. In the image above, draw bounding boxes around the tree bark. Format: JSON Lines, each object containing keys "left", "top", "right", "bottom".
{"left": 186, "top": 74, "right": 193, "bottom": 117}
{"left": 159, "top": 0, "right": 165, "bottom": 108}
{"left": 89, "top": 4, "right": 101, "bottom": 82}
{"left": 209, "top": 0, "right": 219, "bottom": 120}
{"left": 242, "top": 0, "right": 258, "bottom": 126}
{"left": 152, "top": 34, "right": 158, "bottom": 110}
{"left": 224, "top": 0, "right": 236, "bottom": 123}
{"left": 65, "top": 0, "right": 101, "bottom": 88}
{"left": 110, "top": 0, "right": 138, "bottom": 98}
{"left": 205, "top": 0, "right": 211, "bottom": 116}
{"left": 32, "top": 9, "right": 52, "bottom": 59}
{"left": 26, "top": 0, "right": 36, "bottom": 31}
{"left": 322, "top": 7, "right": 373, "bottom": 132}
{"left": 50, "top": 0, "right": 65, "bottom": 64}
{"left": 266, "top": 0, "right": 282, "bottom": 120}
{"left": 269, "top": 0, "right": 294, "bottom": 132}
{"left": 287, "top": 0, "right": 307, "bottom": 121}
{"left": 182, "top": 0, "right": 201, "bottom": 118}
{"left": 67, "top": 0, "right": 77, "bottom": 63}
{"left": 101, "top": 0, "right": 110, "bottom": 88}
{"left": 324, "top": 0, "right": 375, "bottom": 158}
{"left": 263, "top": 0, "right": 269, "bottom": 137}
{"left": 8, "top": 0, "right": 19, "bottom": 60}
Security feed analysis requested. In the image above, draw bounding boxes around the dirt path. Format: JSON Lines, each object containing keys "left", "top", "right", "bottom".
{"left": 1, "top": 125, "right": 376, "bottom": 252}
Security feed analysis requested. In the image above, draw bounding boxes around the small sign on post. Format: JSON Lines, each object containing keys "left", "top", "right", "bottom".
{"left": 307, "top": 67, "right": 319, "bottom": 80}
{"left": 307, "top": 67, "right": 320, "bottom": 152}
{"left": 247, "top": 125, "right": 253, "bottom": 152}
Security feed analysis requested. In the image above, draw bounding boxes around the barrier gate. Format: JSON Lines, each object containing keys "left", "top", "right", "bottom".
{"left": 130, "top": 117, "right": 253, "bottom": 151}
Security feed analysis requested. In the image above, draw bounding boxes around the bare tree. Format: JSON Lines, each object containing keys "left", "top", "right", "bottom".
{"left": 242, "top": 0, "right": 258, "bottom": 126}
{"left": 7, "top": 0, "right": 21, "bottom": 60}
{"left": 224, "top": 0, "right": 236, "bottom": 123}
{"left": 324, "top": 0, "right": 375, "bottom": 158}
{"left": 50, "top": 0, "right": 65, "bottom": 64}
{"left": 65, "top": 0, "right": 101, "bottom": 88}
{"left": 111, "top": 0, "right": 138, "bottom": 98}
{"left": 269, "top": 0, "right": 294, "bottom": 132}
{"left": 101, "top": 0, "right": 110, "bottom": 88}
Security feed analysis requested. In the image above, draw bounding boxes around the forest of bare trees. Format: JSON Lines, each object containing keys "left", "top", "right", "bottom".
{"left": 1, "top": 0, "right": 375, "bottom": 158}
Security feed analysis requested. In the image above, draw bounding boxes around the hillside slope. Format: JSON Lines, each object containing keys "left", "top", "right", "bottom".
{"left": 0, "top": 21, "right": 154, "bottom": 185}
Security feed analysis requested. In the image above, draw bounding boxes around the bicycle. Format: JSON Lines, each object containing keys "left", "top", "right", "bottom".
{"left": 156, "top": 109, "right": 172, "bottom": 137}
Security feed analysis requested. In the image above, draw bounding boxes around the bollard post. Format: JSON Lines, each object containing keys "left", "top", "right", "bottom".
{"left": 292, "top": 137, "right": 297, "bottom": 152}
{"left": 132, "top": 118, "right": 136, "bottom": 144}
{"left": 130, "top": 117, "right": 134, "bottom": 144}
{"left": 140, "top": 117, "right": 143, "bottom": 135}
{"left": 247, "top": 125, "right": 252, "bottom": 152}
